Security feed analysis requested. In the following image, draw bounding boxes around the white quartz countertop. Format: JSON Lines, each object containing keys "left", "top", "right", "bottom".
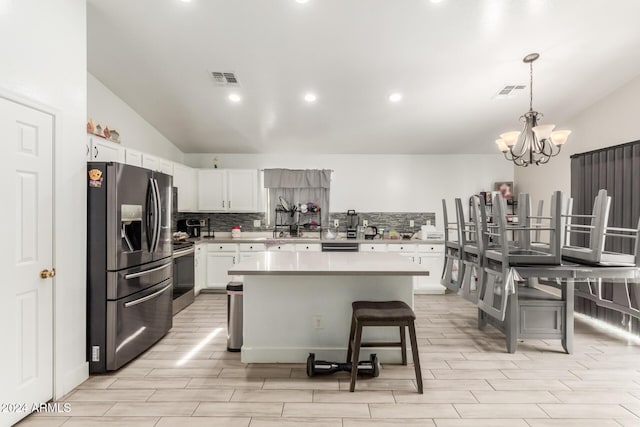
{"left": 192, "top": 236, "right": 444, "bottom": 245}
{"left": 229, "top": 252, "right": 431, "bottom": 276}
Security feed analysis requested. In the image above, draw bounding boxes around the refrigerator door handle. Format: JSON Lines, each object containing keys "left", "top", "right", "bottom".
{"left": 146, "top": 177, "right": 155, "bottom": 251}
{"left": 124, "top": 261, "right": 172, "bottom": 280}
{"left": 124, "top": 283, "right": 172, "bottom": 308}
{"left": 151, "top": 178, "right": 162, "bottom": 253}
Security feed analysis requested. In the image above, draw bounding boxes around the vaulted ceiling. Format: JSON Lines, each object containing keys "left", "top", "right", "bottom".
{"left": 87, "top": 0, "right": 640, "bottom": 154}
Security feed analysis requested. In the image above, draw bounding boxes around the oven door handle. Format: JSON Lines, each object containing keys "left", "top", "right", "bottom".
{"left": 124, "top": 283, "right": 172, "bottom": 308}
{"left": 173, "top": 247, "right": 195, "bottom": 258}
{"left": 124, "top": 262, "right": 171, "bottom": 279}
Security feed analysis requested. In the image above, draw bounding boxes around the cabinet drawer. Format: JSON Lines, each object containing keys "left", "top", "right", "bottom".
{"left": 295, "top": 243, "right": 321, "bottom": 252}
{"left": 239, "top": 243, "right": 266, "bottom": 252}
{"left": 207, "top": 243, "right": 238, "bottom": 252}
{"left": 267, "top": 244, "right": 295, "bottom": 252}
{"left": 387, "top": 244, "right": 417, "bottom": 253}
{"left": 359, "top": 244, "right": 387, "bottom": 252}
{"left": 418, "top": 244, "right": 444, "bottom": 253}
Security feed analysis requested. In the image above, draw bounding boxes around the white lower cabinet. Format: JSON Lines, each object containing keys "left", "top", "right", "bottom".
{"left": 416, "top": 244, "right": 445, "bottom": 294}
{"left": 267, "top": 244, "right": 296, "bottom": 252}
{"left": 360, "top": 242, "right": 445, "bottom": 294}
{"left": 206, "top": 244, "right": 237, "bottom": 289}
{"left": 194, "top": 243, "right": 207, "bottom": 295}
{"left": 295, "top": 243, "right": 321, "bottom": 252}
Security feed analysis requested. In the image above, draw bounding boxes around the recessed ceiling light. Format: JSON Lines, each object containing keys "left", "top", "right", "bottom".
{"left": 179, "top": 0, "right": 192, "bottom": 3}
{"left": 296, "top": 0, "right": 310, "bottom": 3}
{"left": 430, "top": 0, "right": 445, "bottom": 3}
{"left": 388, "top": 93, "right": 403, "bottom": 103}
{"left": 304, "top": 93, "right": 317, "bottom": 103}
{"left": 228, "top": 93, "right": 242, "bottom": 103}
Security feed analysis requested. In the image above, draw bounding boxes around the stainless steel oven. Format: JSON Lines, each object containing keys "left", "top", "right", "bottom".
{"left": 172, "top": 241, "right": 195, "bottom": 315}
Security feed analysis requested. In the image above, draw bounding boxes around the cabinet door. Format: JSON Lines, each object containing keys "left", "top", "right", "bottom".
{"left": 198, "top": 169, "right": 227, "bottom": 211}
{"left": 89, "top": 136, "right": 125, "bottom": 162}
{"left": 416, "top": 251, "right": 446, "bottom": 294}
{"left": 194, "top": 244, "right": 207, "bottom": 295}
{"left": 173, "top": 164, "right": 198, "bottom": 212}
{"left": 205, "top": 253, "right": 236, "bottom": 289}
{"left": 124, "top": 149, "right": 143, "bottom": 167}
{"left": 227, "top": 169, "right": 258, "bottom": 212}
{"left": 142, "top": 154, "right": 159, "bottom": 171}
{"left": 158, "top": 159, "right": 174, "bottom": 175}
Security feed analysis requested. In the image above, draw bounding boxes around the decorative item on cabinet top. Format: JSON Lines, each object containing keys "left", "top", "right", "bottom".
{"left": 87, "top": 119, "right": 121, "bottom": 143}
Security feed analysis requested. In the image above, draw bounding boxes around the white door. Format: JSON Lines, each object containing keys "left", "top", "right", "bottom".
{"left": 0, "top": 98, "right": 54, "bottom": 426}
{"left": 173, "top": 164, "right": 197, "bottom": 211}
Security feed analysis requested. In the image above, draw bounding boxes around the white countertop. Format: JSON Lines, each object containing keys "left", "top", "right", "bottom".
{"left": 229, "top": 252, "right": 431, "bottom": 276}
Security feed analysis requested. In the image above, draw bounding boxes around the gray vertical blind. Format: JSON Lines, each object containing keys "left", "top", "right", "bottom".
{"left": 570, "top": 139, "right": 640, "bottom": 332}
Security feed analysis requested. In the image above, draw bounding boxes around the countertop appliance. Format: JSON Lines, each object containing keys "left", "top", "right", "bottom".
{"left": 364, "top": 226, "right": 378, "bottom": 240}
{"left": 87, "top": 162, "right": 173, "bottom": 373}
{"left": 346, "top": 210, "right": 358, "bottom": 239}
{"left": 172, "top": 240, "right": 195, "bottom": 315}
{"left": 177, "top": 219, "right": 202, "bottom": 238}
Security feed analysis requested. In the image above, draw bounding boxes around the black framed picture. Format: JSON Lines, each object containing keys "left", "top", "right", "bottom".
{"left": 494, "top": 181, "right": 513, "bottom": 200}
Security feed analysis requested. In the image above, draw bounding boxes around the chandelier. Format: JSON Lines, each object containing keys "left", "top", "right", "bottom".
{"left": 495, "top": 53, "right": 571, "bottom": 167}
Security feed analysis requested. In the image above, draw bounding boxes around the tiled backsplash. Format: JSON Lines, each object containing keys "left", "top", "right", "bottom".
{"left": 175, "top": 211, "right": 436, "bottom": 234}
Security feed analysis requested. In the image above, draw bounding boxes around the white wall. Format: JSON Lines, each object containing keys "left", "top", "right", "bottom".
{"left": 0, "top": 0, "right": 88, "bottom": 398}
{"left": 88, "top": 73, "right": 184, "bottom": 162}
{"left": 516, "top": 74, "right": 640, "bottom": 205}
{"left": 184, "top": 153, "right": 513, "bottom": 221}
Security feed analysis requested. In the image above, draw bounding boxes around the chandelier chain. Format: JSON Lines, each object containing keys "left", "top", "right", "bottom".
{"left": 529, "top": 60, "right": 534, "bottom": 112}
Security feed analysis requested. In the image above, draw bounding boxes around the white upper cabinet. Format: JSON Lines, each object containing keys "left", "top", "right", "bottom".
{"left": 198, "top": 169, "right": 227, "bottom": 211}
{"left": 173, "top": 164, "right": 198, "bottom": 212}
{"left": 124, "top": 148, "right": 143, "bottom": 167}
{"left": 158, "top": 158, "right": 174, "bottom": 175}
{"left": 198, "top": 169, "right": 258, "bottom": 212}
{"left": 142, "top": 153, "right": 158, "bottom": 172}
{"left": 87, "top": 135, "right": 125, "bottom": 163}
{"left": 227, "top": 169, "right": 258, "bottom": 211}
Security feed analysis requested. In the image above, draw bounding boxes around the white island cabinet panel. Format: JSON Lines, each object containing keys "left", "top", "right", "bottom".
{"left": 230, "top": 252, "right": 427, "bottom": 363}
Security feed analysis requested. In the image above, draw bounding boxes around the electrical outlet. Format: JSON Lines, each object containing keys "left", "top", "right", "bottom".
{"left": 426, "top": 219, "right": 432, "bottom": 226}
{"left": 409, "top": 220, "right": 415, "bottom": 227}
{"left": 313, "top": 315, "right": 323, "bottom": 329}
{"left": 253, "top": 219, "right": 261, "bottom": 227}
{"left": 362, "top": 219, "right": 368, "bottom": 227}
{"left": 334, "top": 219, "right": 339, "bottom": 228}
{"left": 91, "top": 346, "right": 100, "bottom": 362}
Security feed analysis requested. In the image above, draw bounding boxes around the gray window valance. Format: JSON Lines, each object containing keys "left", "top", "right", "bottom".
{"left": 263, "top": 169, "right": 332, "bottom": 228}
{"left": 264, "top": 169, "right": 331, "bottom": 189}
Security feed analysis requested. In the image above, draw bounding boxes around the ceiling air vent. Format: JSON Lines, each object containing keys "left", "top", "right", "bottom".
{"left": 494, "top": 85, "right": 526, "bottom": 99}
{"left": 211, "top": 71, "right": 240, "bottom": 86}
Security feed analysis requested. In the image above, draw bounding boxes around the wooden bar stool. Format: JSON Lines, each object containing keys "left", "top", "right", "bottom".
{"left": 346, "top": 301, "right": 423, "bottom": 393}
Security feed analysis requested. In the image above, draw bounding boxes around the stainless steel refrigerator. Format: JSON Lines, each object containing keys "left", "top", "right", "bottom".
{"left": 87, "top": 162, "right": 173, "bottom": 373}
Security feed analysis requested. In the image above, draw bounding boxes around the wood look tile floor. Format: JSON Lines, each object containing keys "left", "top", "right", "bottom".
{"left": 18, "top": 293, "right": 640, "bottom": 426}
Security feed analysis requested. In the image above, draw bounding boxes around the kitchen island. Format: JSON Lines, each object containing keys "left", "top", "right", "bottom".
{"left": 229, "top": 252, "right": 429, "bottom": 363}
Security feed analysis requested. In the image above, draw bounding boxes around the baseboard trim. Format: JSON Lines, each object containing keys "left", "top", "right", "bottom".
{"left": 55, "top": 361, "right": 88, "bottom": 400}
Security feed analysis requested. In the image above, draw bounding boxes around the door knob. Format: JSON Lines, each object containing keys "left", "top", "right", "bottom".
{"left": 40, "top": 268, "right": 56, "bottom": 279}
